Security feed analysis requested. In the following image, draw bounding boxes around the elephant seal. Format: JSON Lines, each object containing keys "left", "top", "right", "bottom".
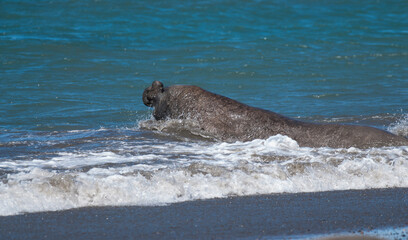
{"left": 143, "top": 81, "right": 408, "bottom": 148}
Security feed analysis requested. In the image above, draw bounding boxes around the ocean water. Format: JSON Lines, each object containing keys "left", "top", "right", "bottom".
{"left": 1, "top": 0, "right": 408, "bottom": 216}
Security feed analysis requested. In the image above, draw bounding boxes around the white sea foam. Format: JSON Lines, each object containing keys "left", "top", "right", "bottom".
{"left": 388, "top": 113, "right": 408, "bottom": 137}
{"left": 1, "top": 135, "right": 408, "bottom": 216}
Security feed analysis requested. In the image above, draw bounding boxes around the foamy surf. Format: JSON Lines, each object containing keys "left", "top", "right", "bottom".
{"left": 1, "top": 130, "right": 408, "bottom": 216}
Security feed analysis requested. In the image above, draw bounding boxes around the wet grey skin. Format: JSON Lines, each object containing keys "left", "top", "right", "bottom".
{"left": 143, "top": 81, "right": 408, "bottom": 148}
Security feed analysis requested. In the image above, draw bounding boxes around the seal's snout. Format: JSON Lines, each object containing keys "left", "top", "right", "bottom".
{"left": 142, "top": 81, "right": 164, "bottom": 107}
{"left": 142, "top": 86, "right": 153, "bottom": 107}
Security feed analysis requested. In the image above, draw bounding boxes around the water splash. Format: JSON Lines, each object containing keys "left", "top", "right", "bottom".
{"left": 388, "top": 114, "right": 408, "bottom": 137}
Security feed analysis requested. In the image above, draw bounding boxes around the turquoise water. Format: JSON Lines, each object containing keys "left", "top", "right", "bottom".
{"left": 1, "top": 0, "right": 408, "bottom": 217}
{"left": 2, "top": 0, "right": 407, "bottom": 130}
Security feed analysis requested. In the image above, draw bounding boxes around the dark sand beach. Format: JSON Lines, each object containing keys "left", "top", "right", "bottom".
{"left": 1, "top": 188, "right": 407, "bottom": 239}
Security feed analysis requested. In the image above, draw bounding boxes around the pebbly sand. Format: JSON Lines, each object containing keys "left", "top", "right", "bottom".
{"left": 1, "top": 188, "right": 407, "bottom": 239}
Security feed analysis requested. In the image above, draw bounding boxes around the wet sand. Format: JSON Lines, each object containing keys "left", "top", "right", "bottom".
{"left": 1, "top": 188, "right": 407, "bottom": 239}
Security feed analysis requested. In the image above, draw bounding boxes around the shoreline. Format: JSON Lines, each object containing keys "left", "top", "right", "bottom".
{"left": 1, "top": 188, "right": 408, "bottom": 239}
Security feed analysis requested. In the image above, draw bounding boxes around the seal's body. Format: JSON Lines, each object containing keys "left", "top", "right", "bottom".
{"left": 143, "top": 81, "right": 408, "bottom": 148}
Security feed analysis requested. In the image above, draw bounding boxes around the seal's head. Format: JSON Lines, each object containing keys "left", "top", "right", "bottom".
{"left": 143, "top": 81, "right": 164, "bottom": 107}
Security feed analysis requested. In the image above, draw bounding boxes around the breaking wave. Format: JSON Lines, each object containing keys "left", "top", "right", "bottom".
{"left": 1, "top": 128, "right": 408, "bottom": 216}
